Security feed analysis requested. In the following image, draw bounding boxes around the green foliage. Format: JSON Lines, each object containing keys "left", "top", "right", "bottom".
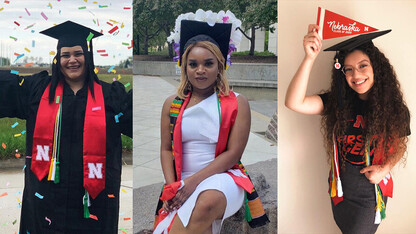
{"left": 0, "top": 118, "right": 26, "bottom": 160}
{"left": 232, "top": 50, "right": 275, "bottom": 56}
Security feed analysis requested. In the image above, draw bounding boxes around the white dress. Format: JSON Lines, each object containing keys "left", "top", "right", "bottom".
{"left": 154, "top": 92, "right": 244, "bottom": 234}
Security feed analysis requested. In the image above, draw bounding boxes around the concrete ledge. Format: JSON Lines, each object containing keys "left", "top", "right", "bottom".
{"left": 133, "top": 61, "right": 277, "bottom": 88}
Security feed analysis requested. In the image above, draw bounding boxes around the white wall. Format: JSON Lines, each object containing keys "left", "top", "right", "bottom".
{"left": 238, "top": 27, "right": 265, "bottom": 52}
{"left": 278, "top": 1, "right": 416, "bottom": 233}
{"left": 268, "top": 23, "right": 278, "bottom": 55}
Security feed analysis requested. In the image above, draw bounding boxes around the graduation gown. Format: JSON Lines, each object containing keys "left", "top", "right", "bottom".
{"left": 0, "top": 70, "right": 132, "bottom": 234}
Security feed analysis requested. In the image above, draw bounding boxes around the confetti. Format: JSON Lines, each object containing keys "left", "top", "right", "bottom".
{"left": 109, "top": 19, "right": 118, "bottom": 24}
{"left": 107, "top": 65, "right": 115, "bottom": 73}
{"left": 24, "top": 63, "right": 33, "bottom": 67}
{"left": 45, "top": 217, "right": 51, "bottom": 225}
{"left": 35, "top": 192, "right": 44, "bottom": 199}
{"left": 117, "top": 75, "right": 121, "bottom": 80}
{"left": 93, "top": 1, "right": 98, "bottom": 3}
{"left": 121, "top": 23, "right": 124, "bottom": 28}
{"left": 25, "top": 8, "right": 30, "bottom": 16}
{"left": 122, "top": 42, "right": 129, "bottom": 46}
{"left": 14, "top": 21, "right": 20, "bottom": 26}
{"left": 11, "top": 122, "right": 18, "bottom": 128}
{"left": 89, "top": 214, "right": 98, "bottom": 220}
{"left": 111, "top": 69, "right": 116, "bottom": 74}
{"left": 0, "top": 8, "right": 3, "bottom": 12}
{"left": 25, "top": 24, "right": 35, "bottom": 30}
{"left": 15, "top": 153, "right": 21, "bottom": 158}
{"left": 86, "top": 32, "right": 94, "bottom": 41}
{"left": 12, "top": 220, "right": 16, "bottom": 225}
{"left": 21, "top": 130, "right": 26, "bottom": 135}
{"left": 48, "top": 3, "right": 52, "bottom": 9}
{"left": 106, "top": 22, "right": 113, "bottom": 26}
{"left": 14, "top": 53, "right": 20, "bottom": 56}
{"left": 123, "top": 7, "right": 131, "bottom": 10}
{"left": 100, "top": 54, "right": 108, "bottom": 57}
{"left": 123, "top": 217, "right": 131, "bottom": 221}
{"left": 4, "top": 0, "right": 10, "bottom": 4}
{"left": 41, "top": 12, "right": 48, "bottom": 20}
{"left": 14, "top": 133, "right": 22, "bottom": 137}
{"left": 10, "top": 70, "right": 19, "bottom": 75}
{"left": 19, "top": 78, "right": 24, "bottom": 85}
{"left": 112, "top": 78, "right": 116, "bottom": 82}
{"left": 97, "top": 49, "right": 106, "bottom": 53}
{"left": 108, "top": 26, "right": 118, "bottom": 34}
{"left": 79, "top": 6, "right": 86, "bottom": 10}
{"left": 99, "top": 5, "right": 108, "bottom": 8}
{"left": 32, "top": 40, "right": 35, "bottom": 47}
{"left": 25, "top": 48, "right": 31, "bottom": 53}
{"left": 22, "top": 165, "right": 26, "bottom": 171}
{"left": 94, "top": 67, "right": 99, "bottom": 74}
{"left": 53, "top": 58, "right": 57, "bottom": 64}
{"left": 56, "top": 96, "right": 60, "bottom": 104}
{"left": 120, "top": 228, "right": 128, "bottom": 234}
{"left": 107, "top": 194, "right": 115, "bottom": 198}
{"left": 114, "top": 112, "right": 123, "bottom": 123}
{"left": 9, "top": 36, "right": 17, "bottom": 41}
{"left": 49, "top": 51, "right": 56, "bottom": 55}
{"left": 92, "top": 106, "right": 101, "bottom": 111}
{"left": 6, "top": 182, "right": 10, "bottom": 187}
{"left": 121, "top": 189, "right": 127, "bottom": 193}
{"left": 0, "top": 192, "right": 8, "bottom": 198}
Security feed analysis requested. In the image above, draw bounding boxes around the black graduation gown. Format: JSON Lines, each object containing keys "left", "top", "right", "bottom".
{"left": 0, "top": 70, "right": 132, "bottom": 234}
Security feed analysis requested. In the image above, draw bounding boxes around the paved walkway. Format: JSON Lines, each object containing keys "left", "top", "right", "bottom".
{"left": 0, "top": 165, "right": 133, "bottom": 234}
{"left": 133, "top": 75, "right": 277, "bottom": 188}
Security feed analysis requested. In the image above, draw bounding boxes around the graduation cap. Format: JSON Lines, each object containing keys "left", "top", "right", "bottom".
{"left": 323, "top": 29, "right": 391, "bottom": 107}
{"left": 40, "top": 20, "right": 103, "bottom": 51}
{"left": 179, "top": 20, "right": 232, "bottom": 66}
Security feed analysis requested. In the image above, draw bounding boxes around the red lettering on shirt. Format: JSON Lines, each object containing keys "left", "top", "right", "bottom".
{"left": 353, "top": 115, "right": 365, "bottom": 128}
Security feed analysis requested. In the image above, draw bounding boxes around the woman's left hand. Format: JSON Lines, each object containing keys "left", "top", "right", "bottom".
{"left": 360, "top": 165, "right": 391, "bottom": 184}
{"left": 169, "top": 177, "right": 198, "bottom": 210}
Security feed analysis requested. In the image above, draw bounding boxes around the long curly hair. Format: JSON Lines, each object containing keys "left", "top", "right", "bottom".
{"left": 177, "top": 40, "right": 230, "bottom": 99}
{"left": 321, "top": 42, "right": 410, "bottom": 165}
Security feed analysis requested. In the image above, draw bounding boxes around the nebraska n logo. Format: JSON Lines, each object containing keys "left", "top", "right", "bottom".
{"left": 36, "top": 145, "right": 50, "bottom": 161}
{"left": 88, "top": 163, "right": 103, "bottom": 179}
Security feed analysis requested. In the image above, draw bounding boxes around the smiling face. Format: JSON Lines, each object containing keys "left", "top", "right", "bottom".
{"left": 343, "top": 50, "right": 374, "bottom": 100}
{"left": 185, "top": 46, "right": 219, "bottom": 93}
{"left": 60, "top": 45, "right": 86, "bottom": 83}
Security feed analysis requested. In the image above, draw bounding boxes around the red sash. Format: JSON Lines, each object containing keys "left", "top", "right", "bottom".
{"left": 172, "top": 91, "right": 254, "bottom": 192}
{"left": 32, "top": 81, "right": 106, "bottom": 199}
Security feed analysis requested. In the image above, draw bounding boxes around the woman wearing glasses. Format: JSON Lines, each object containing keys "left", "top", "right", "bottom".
{"left": 285, "top": 24, "right": 410, "bottom": 233}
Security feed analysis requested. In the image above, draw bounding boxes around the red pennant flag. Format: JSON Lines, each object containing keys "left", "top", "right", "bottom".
{"left": 317, "top": 7, "right": 378, "bottom": 40}
{"left": 378, "top": 172, "right": 393, "bottom": 198}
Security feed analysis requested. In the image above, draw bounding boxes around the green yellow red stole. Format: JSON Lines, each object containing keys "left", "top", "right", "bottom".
{"left": 32, "top": 81, "right": 106, "bottom": 202}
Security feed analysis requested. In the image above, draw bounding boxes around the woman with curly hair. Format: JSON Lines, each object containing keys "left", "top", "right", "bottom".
{"left": 285, "top": 24, "right": 410, "bottom": 233}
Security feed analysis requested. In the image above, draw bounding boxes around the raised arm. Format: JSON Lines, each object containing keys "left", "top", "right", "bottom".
{"left": 170, "top": 94, "right": 251, "bottom": 209}
{"left": 285, "top": 24, "right": 325, "bottom": 115}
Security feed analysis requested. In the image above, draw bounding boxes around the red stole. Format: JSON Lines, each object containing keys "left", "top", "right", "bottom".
{"left": 172, "top": 91, "right": 254, "bottom": 192}
{"left": 32, "top": 81, "right": 106, "bottom": 199}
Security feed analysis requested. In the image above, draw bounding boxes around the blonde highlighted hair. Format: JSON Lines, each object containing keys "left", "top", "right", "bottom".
{"left": 177, "top": 40, "right": 230, "bottom": 99}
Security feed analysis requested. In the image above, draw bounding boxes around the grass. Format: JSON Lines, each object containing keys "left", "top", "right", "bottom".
{"left": 0, "top": 73, "right": 133, "bottom": 160}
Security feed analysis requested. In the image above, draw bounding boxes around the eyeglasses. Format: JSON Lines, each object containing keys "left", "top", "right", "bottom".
{"left": 341, "top": 63, "right": 372, "bottom": 76}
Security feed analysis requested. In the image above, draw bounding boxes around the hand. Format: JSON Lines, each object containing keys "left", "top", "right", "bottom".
{"left": 169, "top": 177, "right": 198, "bottom": 210}
{"left": 162, "top": 200, "right": 173, "bottom": 213}
{"left": 303, "top": 24, "right": 322, "bottom": 60}
{"left": 360, "top": 165, "right": 391, "bottom": 184}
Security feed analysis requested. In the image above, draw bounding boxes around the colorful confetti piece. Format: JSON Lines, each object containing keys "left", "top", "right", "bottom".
{"left": 21, "top": 130, "right": 26, "bottom": 135}
{"left": 32, "top": 40, "right": 35, "bottom": 47}
{"left": 11, "top": 122, "right": 18, "bottom": 128}
{"left": 19, "top": 78, "right": 24, "bottom": 85}
{"left": 0, "top": 8, "right": 4, "bottom": 12}
{"left": 15, "top": 153, "right": 21, "bottom": 158}
{"left": 118, "top": 74, "right": 121, "bottom": 80}
{"left": 35, "top": 192, "right": 44, "bottom": 199}
{"left": 92, "top": 106, "right": 101, "bottom": 111}
{"left": 25, "top": 48, "right": 31, "bottom": 53}
{"left": 25, "top": 23, "right": 35, "bottom": 30}
{"left": 25, "top": 8, "right": 30, "bottom": 16}
{"left": 100, "top": 54, "right": 108, "bottom": 57}
{"left": 89, "top": 214, "right": 98, "bottom": 220}
{"left": 49, "top": 51, "right": 55, "bottom": 55}
{"left": 9, "top": 36, "right": 17, "bottom": 41}
{"left": 45, "top": 217, "right": 51, "bottom": 225}
{"left": 41, "top": 12, "right": 48, "bottom": 20}
{"left": 94, "top": 67, "right": 99, "bottom": 74}
{"left": 123, "top": 217, "right": 131, "bottom": 221}
{"left": 121, "top": 189, "right": 127, "bottom": 193}
{"left": 14, "top": 21, "right": 20, "bottom": 26}
{"left": 122, "top": 42, "right": 129, "bottom": 46}
{"left": 124, "top": 83, "right": 130, "bottom": 88}
{"left": 25, "top": 63, "right": 34, "bottom": 67}
{"left": 108, "top": 194, "right": 115, "bottom": 198}
{"left": 0, "top": 192, "right": 8, "bottom": 198}
{"left": 99, "top": 5, "right": 108, "bottom": 8}
{"left": 12, "top": 220, "right": 16, "bottom": 225}
{"left": 123, "top": 7, "right": 131, "bottom": 10}
{"left": 108, "top": 26, "right": 118, "bottom": 34}
{"left": 97, "top": 49, "right": 106, "bottom": 53}
{"left": 14, "top": 133, "right": 22, "bottom": 137}
{"left": 1, "top": 143, "right": 6, "bottom": 149}
{"left": 79, "top": 6, "right": 86, "bottom": 10}
{"left": 107, "top": 65, "right": 115, "bottom": 73}
{"left": 10, "top": 70, "right": 19, "bottom": 75}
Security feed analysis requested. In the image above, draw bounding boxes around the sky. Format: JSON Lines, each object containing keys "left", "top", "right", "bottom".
{"left": 0, "top": 0, "right": 132, "bottom": 66}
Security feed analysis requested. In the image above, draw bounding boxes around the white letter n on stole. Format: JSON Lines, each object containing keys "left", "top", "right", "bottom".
{"left": 88, "top": 163, "right": 103, "bottom": 179}
{"left": 36, "top": 145, "right": 50, "bottom": 161}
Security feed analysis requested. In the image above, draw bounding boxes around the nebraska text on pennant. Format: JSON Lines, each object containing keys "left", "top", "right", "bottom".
{"left": 316, "top": 7, "right": 378, "bottom": 40}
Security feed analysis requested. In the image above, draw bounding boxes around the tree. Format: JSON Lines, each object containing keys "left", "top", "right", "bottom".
{"left": 226, "top": 0, "right": 277, "bottom": 55}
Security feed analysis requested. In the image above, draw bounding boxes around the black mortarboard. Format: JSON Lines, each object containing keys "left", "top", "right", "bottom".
{"left": 324, "top": 29, "right": 391, "bottom": 52}
{"left": 323, "top": 30, "right": 391, "bottom": 108}
{"left": 39, "top": 20, "right": 103, "bottom": 50}
{"left": 180, "top": 20, "right": 232, "bottom": 66}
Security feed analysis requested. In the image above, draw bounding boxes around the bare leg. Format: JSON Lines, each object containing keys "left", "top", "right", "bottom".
{"left": 169, "top": 190, "right": 227, "bottom": 234}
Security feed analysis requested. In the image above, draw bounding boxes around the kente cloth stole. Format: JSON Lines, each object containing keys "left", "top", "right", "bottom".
{"left": 154, "top": 91, "right": 269, "bottom": 229}
{"left": 330, "top": 136, "right": 393, "bottom": 224}
{"left": 32, "top": 81, "right": 106, "bottom": 200}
